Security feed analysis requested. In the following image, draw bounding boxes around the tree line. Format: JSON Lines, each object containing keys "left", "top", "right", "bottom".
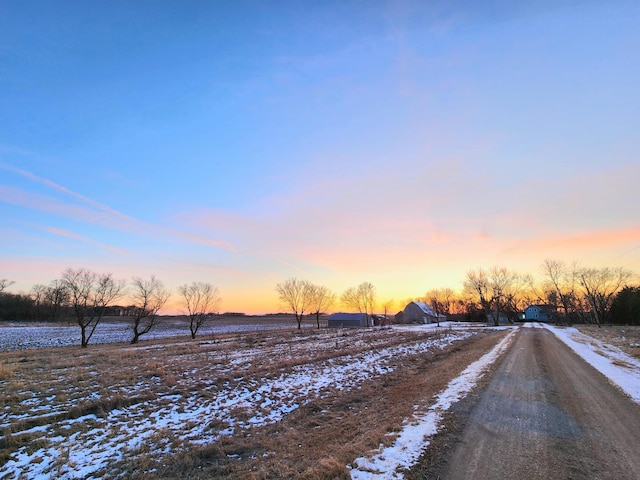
{"left": 276, "top": 259, "right": 639, "bottom": 328}
{"left": 0, "top": 269, "right": 221, "bottom": 347}
{"left": 459, "top": 261, "right": 637, "bottom": 326}
{"left": 2, "top": 258, "right": 638, "bottom": 346}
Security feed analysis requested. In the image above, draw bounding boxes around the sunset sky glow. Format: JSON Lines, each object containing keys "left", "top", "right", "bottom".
{"left": 1, "top": 1, "right": 639, "bottom": 314}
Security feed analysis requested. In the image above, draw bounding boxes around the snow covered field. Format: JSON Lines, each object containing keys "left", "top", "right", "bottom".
{"left": 2, "top": 322, "right": 638, "bottom": 479}
{"left": 0, "top": 318, "right": 304, "bottom": 352}
{"left": 1, "top": 324, "right": 478, "bottom": 479}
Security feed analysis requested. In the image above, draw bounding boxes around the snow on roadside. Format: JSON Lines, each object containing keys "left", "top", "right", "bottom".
{"left": 542, "top": 323, "right": 640, "bottom": 403}
{"left": 349, "top": 328, "right": 517, "bottom": 479}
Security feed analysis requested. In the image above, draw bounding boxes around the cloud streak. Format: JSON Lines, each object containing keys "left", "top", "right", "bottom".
{"left": 44, "top": 226, "right": 131, "bottom": 256}
{"left": 0, "top": 164, "right": 237, "bottom": 253}
{"left": 514, "top": 226, "right": 640, "bottom": 253}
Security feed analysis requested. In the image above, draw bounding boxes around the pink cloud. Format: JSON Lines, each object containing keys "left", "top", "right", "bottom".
{"left": 517, "top": 226, "right": 640, "bottom": 252}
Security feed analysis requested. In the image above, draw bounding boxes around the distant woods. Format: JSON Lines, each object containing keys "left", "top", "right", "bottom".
{"left": 0, "top": 270, "right": 220, "bottom": 347}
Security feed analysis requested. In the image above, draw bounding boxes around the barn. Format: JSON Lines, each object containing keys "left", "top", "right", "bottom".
{"left": 401, "top": 301, "right": 444, "bottom": 324}
{"left": 327, "top": 313, "right": 370, "bottom": 328}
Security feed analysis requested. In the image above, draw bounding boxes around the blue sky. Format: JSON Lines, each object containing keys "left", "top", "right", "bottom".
{"left": 1, "top": 1, "right": 639, "bottom": 313}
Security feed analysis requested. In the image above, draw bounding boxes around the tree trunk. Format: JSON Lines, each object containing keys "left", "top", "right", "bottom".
{"left": 81, "top": 325, "right": 88, "bottom": 348}
{"left": 131, "top": 318, "right": 141, "bottom": 344}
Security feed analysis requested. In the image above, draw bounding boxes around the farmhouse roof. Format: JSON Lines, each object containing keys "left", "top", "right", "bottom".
{"left": 527, "top": 304, "right": 556, "bottom": 312}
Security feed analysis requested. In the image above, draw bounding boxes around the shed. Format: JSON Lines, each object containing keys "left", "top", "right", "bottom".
{"left": 327, "top": 313, "right": 369, "bottom": 328}
{"left": 486, "top": 312, "right": 510, "bottom": 324}
{"left": 402, "top": 301, "right": 445, "bottom": 324}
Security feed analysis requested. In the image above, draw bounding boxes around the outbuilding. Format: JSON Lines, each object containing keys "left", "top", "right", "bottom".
{"left": 327, "top": 313, "right": 369, "bottom": 328}
{"left": 401, "top": 301, "right": 444, "bottom": 324}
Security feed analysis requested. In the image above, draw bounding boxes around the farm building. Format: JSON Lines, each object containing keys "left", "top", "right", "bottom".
{"left": 327, "top": 313, "right": 370, "bottom": 328}
{"left": 524, "top": 305, "right": 556, "bottom": 322}
{"left": 486, "top": 312, "right": 510, "bottom": 324}
{"left": 401, "top": 301, "right": 445, "bottom": 324}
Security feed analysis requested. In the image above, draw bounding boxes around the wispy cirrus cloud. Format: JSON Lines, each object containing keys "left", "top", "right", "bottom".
{"left": 44, "top": 226, "right": 131, "bottom": 256}
{"left": 0, "top": 163, "right": 237, "bottom": 253}
{"left": 1, "top": 162, "right": 121, "bottom": 214}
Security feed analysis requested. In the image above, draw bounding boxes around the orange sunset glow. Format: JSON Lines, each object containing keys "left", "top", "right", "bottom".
{"left": 1, "top": 2, "right": 639, "bottom": 314}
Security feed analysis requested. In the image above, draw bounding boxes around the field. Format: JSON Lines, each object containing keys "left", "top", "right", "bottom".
{"left": 574, "top": 324, "right": 640, "bottom": 359}
{"left": 0, "top": 319, "right": 509, "bottom": 479}
{"left": 2, "top": 319, "right": 639, "bottom": 479}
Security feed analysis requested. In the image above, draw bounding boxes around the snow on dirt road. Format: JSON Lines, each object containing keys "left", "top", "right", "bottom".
{"left": 540, "top": 323, "right": 640, "bottom": 403}
{"left": 350, "top": 328, "right": 517, "bottom": 478}
{"left": 349, "top": 323, "right": 640, "bottom": 479}
{"left": 440, "top": 325, "right": 640, "bottom": 479}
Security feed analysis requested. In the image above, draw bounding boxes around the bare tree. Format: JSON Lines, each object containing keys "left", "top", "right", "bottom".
{"left": 45, "top": 280, "right": 69, "bottom": 322}
{"left": 425, "top": 288, "right": 456, "bottom": 314}
{"left": 463, "top": 268, "right": 492, "bottom": 317}
{"left": 31, "top": 284, "right": 47, "bottom": 304}
{"left": 540, "top": 259, "right": 581, "bottom": 324}
{"left": 276, "top": 278, "right": 314, "bottom": 329}
{"left": 30, "top": 284, "right": 48, "bottom": 320}
{"left": 579, "top": 267, "right": 634, "bottom": 326}
{"left": 130, "top": 276, "right": 170, "bottom": 344}
{"left": 61, "top": 268, "right": 124, "bottom": 348}
{"left": 425, "top": 288, "right": 456, "bottom": 326}
{"left": 0, "top": 279, "right": 14, "bottom": 293}
{"left": 341, "top": 282, "right": 376, "bottom": 326}
{"left": 380, "top": 299, "right": 395, "bottom": 325}
{"left": 309, "top": 284, "right": 336, "bottom": 329}
{"left": 464, "top": 267, "right": 523, "bottom": 325}
{"left": 502, "top": 272, "right": 534, "bottom": 318}
{"left": 178, "top": 282, "right": 221, "bottom": 338}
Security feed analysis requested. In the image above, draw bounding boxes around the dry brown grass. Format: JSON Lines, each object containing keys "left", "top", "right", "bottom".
{"left": 0, "top": 362, "right": 13, "bottom": 381}
{"left": 147, "top": 331, "right": 506, "bottom": 479}
{"left": 575, "top": 325, "right": 640, "bottom": 359}
{"left": 1, "top": 325, "right": 507, "bottom": 478}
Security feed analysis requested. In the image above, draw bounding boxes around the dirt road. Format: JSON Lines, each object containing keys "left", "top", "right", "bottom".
{"left": 437, "top": 326, "right": 640, "bottom": 479}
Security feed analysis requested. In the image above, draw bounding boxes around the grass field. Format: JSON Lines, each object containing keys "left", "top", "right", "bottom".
{"left": 0, "top": 321, "right": 506, "bottom": 479}
{"left": 5, "top": 320, "right": 636, "bottom": 479}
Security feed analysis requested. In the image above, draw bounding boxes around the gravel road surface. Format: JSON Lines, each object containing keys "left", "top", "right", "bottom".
{"left": 442, "top": 326, "right": 640, "bottom": 479}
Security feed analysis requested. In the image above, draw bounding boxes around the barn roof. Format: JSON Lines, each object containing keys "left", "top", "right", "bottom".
{"left": 408, "top": 301, "right": 438, "bottom": 317}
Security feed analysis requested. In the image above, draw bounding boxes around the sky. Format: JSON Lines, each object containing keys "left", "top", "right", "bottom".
{"left": 1, "top": 1, "right": 639, "bottom": 314}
